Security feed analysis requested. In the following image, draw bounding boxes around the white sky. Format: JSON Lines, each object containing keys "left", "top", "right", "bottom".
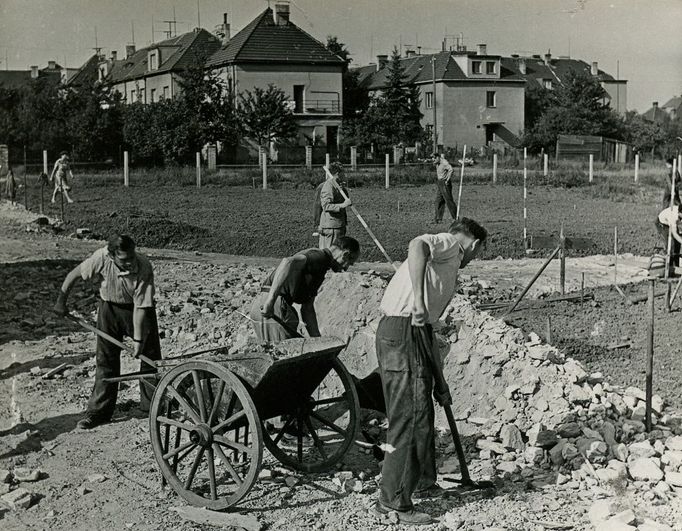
{"left": 0, "top": 0, "right": 680, "bottom": 112}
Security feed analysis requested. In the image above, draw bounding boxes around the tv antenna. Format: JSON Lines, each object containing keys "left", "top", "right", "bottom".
{"left": 92, "top": 26, "right": 102, "bottom": 56}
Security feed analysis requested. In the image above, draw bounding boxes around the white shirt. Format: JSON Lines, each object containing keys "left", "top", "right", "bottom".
{"left": 380, "top": 233, "right": 464, "bottom": 323}
{"left": 659, "top": 206, "right": 680, "bottom": 227}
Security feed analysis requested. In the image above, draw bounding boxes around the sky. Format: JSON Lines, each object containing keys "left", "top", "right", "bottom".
{"left": 0, "top": 0, "right": 680, "bottom": 112}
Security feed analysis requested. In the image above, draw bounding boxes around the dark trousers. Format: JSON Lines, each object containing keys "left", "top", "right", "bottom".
{"left": 87, "top": 300, "right": 162, "bottom": 421}
{"left": 376, "top": 316, "right": 436, "bottom": 511}
{"left": 435, "top": 179, "right": 458, "bottom": 222}
{"left": 655, "top": 220, "right": 681, "bottom": 269}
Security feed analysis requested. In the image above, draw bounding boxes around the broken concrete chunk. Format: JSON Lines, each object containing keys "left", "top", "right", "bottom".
{"left": 0, "top": 469, "right": 11, "bottom": 483}
{"left": 527, "top": 424, "right": 558, "bottom": 448}
{"left": 86, "top": 474, "right": 107, "bottom": 483}
{"left": 664, "top": 470, "right": 682, "bottom": 487}
{"left": 628, "top": 440, "right": 657, "bottom": 460}
{"left": 1, "top": 488, "right": 32, "bottom": 510}
{"left": 499, "top": 424, "right": 524, "bottom": 452}
{"left": 13, "top": 468, "right": 41, "bottom": 482}
{"left": 588, "top": 498, "right": 618, "bottom": 524}
{"left": 476, "top": 439, "right": 507, "bottom": 455}
{"left": 628, "top": 458, "right": 664, "bottom": 482}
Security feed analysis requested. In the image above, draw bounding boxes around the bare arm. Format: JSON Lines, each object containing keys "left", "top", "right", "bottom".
{"left": 300, "top": 302, "right": 320, "bottom": 337}
{"left": 261, "top": 254, "right": 307, "bottom": 316}
{"left": 54, "top": 264, "right": 82, "bottom": 315}
{"left": 408, "top": 238, "right": 430, "bottom": 326}
{"left": 132, "top": 307, "right": 151, "bottom": 356}
{"left": 49, "top": 161, "right": 59, "bottom": 181}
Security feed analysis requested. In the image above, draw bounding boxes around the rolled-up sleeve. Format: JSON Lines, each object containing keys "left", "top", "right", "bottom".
{"left": 134, "top": 258, "right": 155, "bottom": 308}
{"left": 80, "top": 248, "right": 106, "bottom": 280}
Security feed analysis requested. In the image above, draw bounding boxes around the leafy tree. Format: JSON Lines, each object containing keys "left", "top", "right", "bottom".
{"left": 622, "top": 111, "right": 668, "bottom": 155}
{"left": 326, "top": 36, "right": 369, "bottom": 121}
{"left": 237, "top": 84, "right": 297, "bottom": 148}
{"left": 523, "top": 69, "right": 625, "bottom": 152}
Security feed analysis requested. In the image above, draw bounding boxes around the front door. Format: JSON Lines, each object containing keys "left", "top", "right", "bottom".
{"left": 326, "top": 126, "right": 338, "bottom": 158}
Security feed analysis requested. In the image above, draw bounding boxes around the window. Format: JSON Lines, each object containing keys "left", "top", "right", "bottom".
{"left": 425, "top": 91, "right": 434, "bottom": 109}
{"left": 150, "top": 88, "right": 156, "bottom": 102}
{"left": 543, "top": 79, "right": 553, "bottom": 90}
{"left": 130, "top": 90, "right": 135, "bottom": 102}
{"left": 162, "top": 86, "right": 170, "bottom": 99}
{"left": 293, "top": 85, "right": 305, "bottom": 113}
{"left": 472, "top": 61, "right": 482, "bottom": 74}
{"left": 425, "top": 124, "right": 433, "bottom": 136}
{"left": 486, "top": 91, "right": 496, "bottom": 108}
{"left": 148, "top": 51, "right": 158, "bottom": 71}
{"left": 486, "top": 61, "right": 496, "bottom": 75}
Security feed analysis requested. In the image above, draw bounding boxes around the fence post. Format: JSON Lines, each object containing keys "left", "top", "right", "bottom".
{"left": 350, "top": 146, "right": 357, "bottom": 171}
{"left": 43, "top": 150, "right": 48, "bottom": 175}
{"left": 589, "top": 154, "right": 594, "bottom": 183}
{"left": 325, "top": 153, "right": 331, "bottom": 168}
{"left": 385, "top": 154, "right": 390, "bottom": 189}
{"left": 393, "top": 145, "right": 400, "bottom": 166}
{"left": 634, "top": 153, "right": 640, "bottom": 183}
{"left": 492, "top": 153, "right": 498, "bottom": 184}
{"left": 523, "top": 147, "right": 528, "bottom": 249}
{"left": 305, "top": 146, "right": 312, "bottom": 169}
{"left": 543, "top": 153, "right": 548, "bottom": 177}
{"left": 123, "top": 151, "right": 129, "bottom": 187}
{"left": 262, "top": 152, "right": 268, "bottom": 189}
{"left": 196, "top": 152, "right": 201, "bottom": 188}
{"left": 207, "top": 144, "right": 216, "bottom": 171}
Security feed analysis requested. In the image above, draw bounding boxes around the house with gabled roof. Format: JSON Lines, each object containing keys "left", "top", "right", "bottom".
{"left": 206, "top": 3, "right": 345, "bottom": 153}
{"left": 643, "top": 96, "right": 681, "bottom": 123}
{"left": 99, "top": 28, "right": 221, "bottom": 104}
{"left": 358, "top": 44, "right": 526, "bottom": 150}
{"left": 0, "top": 61, "right": 68, "bottom": 91}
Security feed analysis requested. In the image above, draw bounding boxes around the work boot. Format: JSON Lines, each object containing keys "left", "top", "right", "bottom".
{"left": 76, "top": 415, "right": 106, "bottom": 430}
{"left": 372, "top": 501, "right": 433, "bottom": 526}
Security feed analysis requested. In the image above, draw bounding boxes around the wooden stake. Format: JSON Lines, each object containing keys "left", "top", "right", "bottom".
{"left": 581, "top": 272, "right": 585, "bottom": 303}
{"left": 492, "top": 153, "right": 497, "bottom": 184}
{"left": 123, "top": 151, "right": 129, "bottom": 187}
{"left": 545, "top": 315, "right": 552, "bottom": 344}
{"left": 559, "top": 223, "right": 566, "bottom": 295}
{"left": 634, "top": 153, "right": 639, "bottom": 183}
{"left": 456, "top": 145, "right": 466, "bottom": 219}
{"left": 385, "top": 153, "right": 390, "bottom": 189}
{"left": 670, "top": 273, "right": 682, "bottom": 308}
{"left": 505, "top": 245, "right": 562, "bottom": 315}
{"left": 614, "top": 226, "right": 618, "bottom": 285}
{"left": 261, "top": 152, "right": 267, "bottom": 190}
{"left": 523, "top": 148, "right": 528, "bottom": 249}
{"left": 645, "top": 278, "right": 655, "bottom": 432}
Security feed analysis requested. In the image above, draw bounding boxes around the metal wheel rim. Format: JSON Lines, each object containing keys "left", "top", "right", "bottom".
{"left": 149, "top": 360, "right": 263, "bottom": 510}
{"left": 262, "top": 358, "right": 359, "bottom": 472}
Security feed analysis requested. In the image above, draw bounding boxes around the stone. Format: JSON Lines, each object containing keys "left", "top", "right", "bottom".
{"left": 595, "top": 468, "right": 621, "bottom": 483}
{"left": 631, "top": 404, "right": 647, "bottom": 422}
{"left": 87, "top": 474, "right": 106, "bottom": 483}
{"left": 664, "top": 470, "right": 682, "bottom": 487}
{"left": 588, "top": 499, "right": 617, "bottom": 524}
{"left": 628, "top": 441, "right": 656, "bottom": 459}
{"left": 665, "top": 435, "right": 682, "bottom": 451}
{"left": 527, "top": 424, "right": 558, "bottom": 448}
{"left": 564, "top": 359, "right": 588, "bottom": 383}
{"left": 0, "top": 469, "right": 11, "bottom": 483}
{"left": 625, "top": 386, "right": 647, "bottom": 401}
{"left": 601, "top": 422, "right": 617, "bottom": 445}
{"left": 610, "top": 510, "right": 637, "bottom": 526}
{"left": 652, "top": 395, "right": 665, "bottom": 415}
{"left": 561, "top": 443, "right": 579, "bottom": 461}
{"left": 595, "top": 522, "right": 636, "bottom": 531}
{"left": 586, "top": 441, "right": 608, "bottom": 462}
{"left": 638, "top": 518, "right": 673, "bottom": 531}
{"left": 476, "top": 439, "right": 507, "bottom": 455}
{"left": 13, "top": 468, "right": 41, "bottom": 482}
{"left": 443, "top": 512, "right": 463, "bottom": 530}
{"left": 549, "top": 440, "right": 566, "bottom": 465}
{"left": 568, "top": 384, "right": 592, "bottom": 404}
{"left": 258, "top": 469, "right": 273, "bottom": 481}
{"left": 1, "top": 488, "right": 32, "bottom": 510}
{"left": 607, "top": 460, "right": 628, "bottom": 478}
{"left": 623, "top": 395, "right": 638, "bottom": 410}
{"left": 611, "top": 443, "right": 629, "bottom": 462}
{"left": 557, "top": 422, "right": 581, "bottom": 438}
{"left": 77, "top": 485, "right": 91, "bottom": 496}
{"left": 525, "top": 446, "right": 544, "bottom": 464}
{"left": 496, "top": 461, "right": 519, "bottom": 475}
{"left": 284, "top": 476, "right": 298, "bottom": 488}
{"left": 628, "top": 458, "right": 664, "bottom": 482}
{"left": 661, "top": 450, "right": 682, "bottom": 469}
{"left": 500, "top": 424, "right": 524, "bottom": 452}
{"left": 653, "top": 481, "right": 671, "bottom": 496}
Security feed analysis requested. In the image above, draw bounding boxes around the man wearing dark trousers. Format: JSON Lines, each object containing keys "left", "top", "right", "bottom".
{"left": 432, "top": 152, "right": 457, "bottom": 224}
{"left": 54, "top": 234, "right": 161, "bottom": 429}
{"left": 373, "top": 218, "right": 487, "bottom": 525}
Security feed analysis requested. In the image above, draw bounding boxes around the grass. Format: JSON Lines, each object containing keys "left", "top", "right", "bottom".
{"left": 14, "top": 163, "right": 669, "bottom": 262}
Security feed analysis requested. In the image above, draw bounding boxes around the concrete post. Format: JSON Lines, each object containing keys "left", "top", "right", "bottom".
{"left": 207, "top": 144, "right": 216, "bottom": 171}
{"left": 385, "top": 154, "right": 390, "bottom": 189}
{"left": 305, "top": 146, "right": 312, "bottom": 169}
{"left": 325, "top": 153, "right": 331, "bottom": 168}
{"left": 350, "top": 146, "right": 357, "bottom": 171}
{"left": 196, "top": 152, "right": 201, "bottom": 188}
{"left": 634, "top": 153, "right": 640, "bottom": 183}
{"left": 262, "top": 152, "right": 267, "bottom": 189}
{"left": 543, "top": 153, "right": 548, "bottom": 177}
{"left": 43, "top": 150, "right": 48, "bottom": 175}
{"left": 589, "top": 154, "right": 594, "bottom": 183}
{"left": 123, "top": 151, "right": 129, "bottom": 187}
{"left": 492, "top": 153, "right": 498, "bottom": 184}
{"left": 393, "top": 146, "right": 400, "bottom": 166}
{"left": 258, "top": 146, "right": 264, "bottom": 168}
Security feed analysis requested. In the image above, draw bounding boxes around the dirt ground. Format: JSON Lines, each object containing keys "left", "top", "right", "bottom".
{"left": 1, "top": 202, "right": 681, "bottom": 531}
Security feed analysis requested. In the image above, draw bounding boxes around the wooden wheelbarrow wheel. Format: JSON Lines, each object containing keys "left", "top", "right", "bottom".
{"left": 262, "top": 358, "right": 359, "bottom": 473}
{"left": 149, "top": 360, "right": 263, "bottom": 510}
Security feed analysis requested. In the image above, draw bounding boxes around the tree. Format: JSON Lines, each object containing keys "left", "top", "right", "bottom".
{"left": 237, "top": 84, "right": 297, "bottom": 148}
{"left": 523, "top": 70, "right": 625, "bottom": 152}
{"left": 326, "top": 36, "right": 370, "bottom": 120}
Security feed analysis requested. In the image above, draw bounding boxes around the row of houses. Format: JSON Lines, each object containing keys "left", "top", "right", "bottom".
{"left": 1, "top": 2, "right": 638, "bottom": 155}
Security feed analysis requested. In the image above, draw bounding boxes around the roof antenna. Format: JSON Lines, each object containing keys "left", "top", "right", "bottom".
{"left": 92, "top": 26, "right": 102, "bottom": 56}
{"left": 197, "top": 0, "right": 201, "bottom": 28}
{"left": 131, "top": 20, "right": 135, "bottom": 44}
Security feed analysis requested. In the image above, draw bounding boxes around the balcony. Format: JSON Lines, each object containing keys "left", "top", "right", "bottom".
{"left": 288, "top": 99, "right": 340, "bottom": 115}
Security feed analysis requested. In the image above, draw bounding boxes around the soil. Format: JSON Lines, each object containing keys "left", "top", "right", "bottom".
{"left": 26, "top": 181, "right": 663, "bottom": 262}
{"left": 2, "top": 201, "right": 681, "bottom": 531}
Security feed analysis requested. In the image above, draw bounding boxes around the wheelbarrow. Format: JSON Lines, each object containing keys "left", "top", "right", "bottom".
{"left": 67, "top": 315, "right": 359, "bottom": 510}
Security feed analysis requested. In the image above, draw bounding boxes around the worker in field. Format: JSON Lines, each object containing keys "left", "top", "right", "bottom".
{"left": 372, "top": 217, "right": 487, "bottom": 526}
{"left": 662, "top": 157, "right": 682, "bottom": 208}
{"left": 53, "top": 234, "right": 162, "bottom": 429}
{"left": 4, "top": 165, "right": 17, "bottom": 205}
{"left": 50, "top": 151, "right": 75, "bottom": 204}
{"left": 432, "top": 151, "right": 457, "bottom": 224}
{"left": 656, "top": 195, "right": 682, "bottom": 277}
{"left": 316, "top": 162, "right": 351, "bottom": 249}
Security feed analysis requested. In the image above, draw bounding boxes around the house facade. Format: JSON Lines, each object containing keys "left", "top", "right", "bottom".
{"left": 358, "top": 44, "right": 526, "bottom": 150}
{"left": 206, "top": 4, "right": 345, "bottom": 153}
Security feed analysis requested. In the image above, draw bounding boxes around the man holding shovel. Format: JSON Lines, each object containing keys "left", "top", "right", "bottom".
{"left": 53, "top": 234, "right": 161, "bottom": 429}
{"left": 373, "top": 217, "right": 487, "bottom": 525}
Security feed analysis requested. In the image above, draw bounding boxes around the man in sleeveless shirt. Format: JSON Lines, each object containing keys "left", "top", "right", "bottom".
{"left": 53, "top": 234, "right": 162, "bottom": 429}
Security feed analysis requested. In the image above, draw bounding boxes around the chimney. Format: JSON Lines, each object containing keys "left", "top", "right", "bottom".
{"left": 518, "top": 58, "right": 526, "bottom": 75}
{"left": 220, "top": 13, "right": 231, "bottom": 44}
{"left": 30, "top": 65, "right": 39, "bottom": 78}
{"left": 511, "top": 54, "right": 519, "bottom": 58}
{"left": 111, "top": 50, "right": 117, "bottom": 61}
{"left": 544, "top": 51, "right": 551, "bottom": 65}
{"left": 591, "top": 61, "right": 598, "bottom": 76}
{"left": 126, "top": 44, "right": 136, "bottom": 58}
{"left": 477, "top": 43, "right": 487, "bottom": 55}
{"left": 405, "top": 49, "right": 415, "bottom": 58}
{"left": 274, "top": 2, "right": 290, "bottom": 25}
{"left": 48, "top": 60, "right": 56, "bottom": 69}
{"left": 653, "top": 101, "right": 659, "bottom": 108}
{"left": 377, "top": 54, "right": 389, "bottom": 69}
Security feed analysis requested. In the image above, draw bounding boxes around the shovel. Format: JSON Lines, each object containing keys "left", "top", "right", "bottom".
{"left": 416, "top": 327, "right": 495, "bottom": 491}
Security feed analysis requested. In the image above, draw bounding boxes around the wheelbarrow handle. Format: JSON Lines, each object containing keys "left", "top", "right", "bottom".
{"left": 66, "top": 313, "right": 158, "bottom": 369}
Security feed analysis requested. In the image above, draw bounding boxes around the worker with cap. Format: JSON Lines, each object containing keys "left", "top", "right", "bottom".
{"left": 317, "top": 162, "right": 351, "bottom": 249}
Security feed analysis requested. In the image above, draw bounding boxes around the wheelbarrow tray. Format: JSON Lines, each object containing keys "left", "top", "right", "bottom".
{"left": 154, "top": 336, "right": 347, "bottom": 419}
